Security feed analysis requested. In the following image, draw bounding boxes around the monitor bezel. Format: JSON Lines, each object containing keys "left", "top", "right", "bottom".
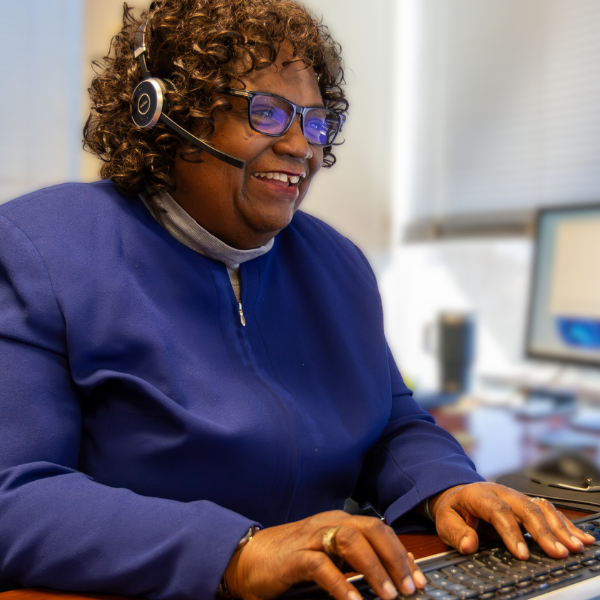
{"left": 525, "top": 201, "right": 600, "bottom": 367}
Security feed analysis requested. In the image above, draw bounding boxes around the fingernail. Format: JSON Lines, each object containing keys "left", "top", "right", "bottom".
{"left": 458, "top": 537, "right": 468, "bottom": 553}
{"left": 584, "top": 533, "right": 596, "bottom": 542}
{"left": 414, "top": 570, "right": 427, "bottom": 588}
{"left": 347, "top": 591, "right": 361, "bottom": 600}
{"left": 382, "top": 581, "right": 398, "bottom": 599}
{"left": 555, "top": 541, "right": 568, "bottom": 556}
{"left": 517, "top": 542, "right": 529, "bottom": 560}
{"left": 407, "top": 551, "right": 414, "bottom": 560}
{"left": 401, "top": 576, "right": 415, "bottom": 596}
{"left": 571, "top": 535, "right": 584, "bottom": 550}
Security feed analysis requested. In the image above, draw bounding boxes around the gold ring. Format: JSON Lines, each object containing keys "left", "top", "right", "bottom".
{"left": 322, "top": 526, "right": 342, "bottom": 556}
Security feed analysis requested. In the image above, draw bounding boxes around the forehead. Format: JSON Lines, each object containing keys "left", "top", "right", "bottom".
{"left": 240, "top": 43, "right": 323, "bottom": 107}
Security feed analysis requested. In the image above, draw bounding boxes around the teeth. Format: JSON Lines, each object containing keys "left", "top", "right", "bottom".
{"left": 253, "top": 172, "right": 302, "bottom": 184}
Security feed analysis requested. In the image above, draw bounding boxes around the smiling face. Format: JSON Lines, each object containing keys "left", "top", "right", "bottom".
{"left": 170, "top": 43, "right": 324, "bottom": 250}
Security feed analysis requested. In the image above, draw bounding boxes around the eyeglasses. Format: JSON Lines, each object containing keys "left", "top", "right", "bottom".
{"left": 224, "top": 88, "right": 346, "bottom": 147}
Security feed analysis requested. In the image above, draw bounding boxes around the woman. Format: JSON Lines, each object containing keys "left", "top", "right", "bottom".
{"left": 0, "top": 1, "right": 593, "bottom": 599}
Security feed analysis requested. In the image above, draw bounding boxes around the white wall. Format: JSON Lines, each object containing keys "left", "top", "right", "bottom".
{"left": 299, "top": 0, "right": 398, "bottom": 252}
{"left": 0, "top": 1, "right": 83, "bottom": 204}
{"left": 81, "top": 0, "right": 139, "bottom": 182}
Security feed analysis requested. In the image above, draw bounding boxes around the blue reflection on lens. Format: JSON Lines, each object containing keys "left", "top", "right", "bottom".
{"left": 250, "top": 97, "right": 290, "bottom": 134}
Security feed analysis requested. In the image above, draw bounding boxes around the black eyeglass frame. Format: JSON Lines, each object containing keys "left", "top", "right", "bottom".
{"left": 224, "top": 88, "right": 346, "bottom": 147}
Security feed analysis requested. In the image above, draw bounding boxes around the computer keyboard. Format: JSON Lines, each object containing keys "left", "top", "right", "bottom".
{"left": 282, "top": 513, "right": 600, "bottom": 600}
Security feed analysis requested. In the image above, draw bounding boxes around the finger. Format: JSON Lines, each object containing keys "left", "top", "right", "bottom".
{"left": 530, "top": 498, "right": 586, "bottom": 553}
{"left": 490, "top": 493, "right": 567, "bottom": 559}
{"left": 556, "top": 509, "right": 596, "bottom": 546}
{"left": 434, "top": 506, "right": 480, "bottom": 555}
{"left": 300, "top": 550, "right": 363, "bottom": 600}
{"left": 355, "top": 518, "right": 428, "bottom": 591}
{"left": 333, "top": 524, "right": 414, "bottom": 597}
{"left": 405, "top": 549, "right": 428, "bottom": 589}
{"left": 453, "top": 486, "right": 558, "bottom": 560}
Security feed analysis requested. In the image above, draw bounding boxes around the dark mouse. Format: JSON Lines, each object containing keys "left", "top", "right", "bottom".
{"left": 527, "top": 452, "right": 600, "bottom": 492}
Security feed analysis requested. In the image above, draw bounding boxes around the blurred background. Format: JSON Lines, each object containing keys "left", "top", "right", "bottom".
{"left": 3, "top": 0, "right": 600, "bottom": 483}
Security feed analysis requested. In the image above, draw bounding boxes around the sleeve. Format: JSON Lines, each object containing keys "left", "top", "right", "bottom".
{"left": 351, "top": 343, "right": 485, "bottom": 527}
{"left": 0, "top": 215, "right": 259, "bottom": 600}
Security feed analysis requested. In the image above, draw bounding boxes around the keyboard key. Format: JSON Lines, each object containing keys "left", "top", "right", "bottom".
{"left": 444, "top": 571, "right": 471, "bottom": 585}
{"left": 460, "top": 577, "right": 495, "bottom": 593}
{"left": 588, "top": 519, "right": 600, "bottom": 528}
{"left": 450, "top": 590, "right": 477, "bottom": 599}
{"left": 441, "top": 566, "right": 462, "bottom": 578}
{"left": 422, "top": 589, "right": 451, "bottom": 599}
{"left": 564, "top": 557, "right": 582, "bottom": 568}
{"left": 473, "top": 557, "right": 510, "bottom": 573}
{"left": 582, "top": 546, "right": 600, "bottom": 559}
{"left": 444, "top": 583, "right": 475, "bottom": 597}
{"left": 458, "top": 561, "right": 478, "bottom": 573}
{"left": 497, "top": 586, "right": 516, "bottom": 595}
{"left": 477, "top": 571, "right": 512, "bottom": 587}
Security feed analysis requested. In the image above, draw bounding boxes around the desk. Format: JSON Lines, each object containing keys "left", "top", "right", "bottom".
{"left": 0, "top": 509, "right": 588, "bottom": 600}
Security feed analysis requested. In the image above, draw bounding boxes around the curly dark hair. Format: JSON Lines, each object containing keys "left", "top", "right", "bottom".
{"left": 83, "top": 0, "right": 348, "bottom": 195}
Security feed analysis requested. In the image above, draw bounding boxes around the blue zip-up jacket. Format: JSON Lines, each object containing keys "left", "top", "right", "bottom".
{"left": 0, "top": 181, "right": 483, "bottom": 599}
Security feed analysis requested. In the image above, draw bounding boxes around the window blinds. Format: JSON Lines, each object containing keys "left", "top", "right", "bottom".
{"left": 406, "top": 0, "right": 600, "bottom": 240}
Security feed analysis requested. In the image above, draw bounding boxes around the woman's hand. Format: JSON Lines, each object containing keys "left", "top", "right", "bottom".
{"left": 429, "top": 482, "right": 596, "bottom": 559}
{"left": 224, "top": 510, "right": 427, "bottom": 600}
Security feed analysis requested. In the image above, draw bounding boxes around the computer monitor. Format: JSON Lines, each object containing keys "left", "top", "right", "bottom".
{"left": 526, "top": 203, "right": 600, "bottom": 366}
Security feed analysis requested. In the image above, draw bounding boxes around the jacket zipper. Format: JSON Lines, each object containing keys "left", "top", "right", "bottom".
{"left": 238, "top": 302, "right": 246, "bottom": 327}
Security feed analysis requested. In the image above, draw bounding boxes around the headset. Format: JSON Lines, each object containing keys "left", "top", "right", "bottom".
{"left": 131, "top": 21, "right": 246, "bottom": 169}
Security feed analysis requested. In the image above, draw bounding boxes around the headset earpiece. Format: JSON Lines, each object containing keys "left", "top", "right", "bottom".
{"left": 132, "top": 78, "right": 167, "bottom": 129}
{"left": 130, "top": 18, "right": 245, "bottom": 169}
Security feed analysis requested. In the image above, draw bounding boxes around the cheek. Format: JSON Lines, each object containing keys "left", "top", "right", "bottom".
{"left": 308, "top": 148, "right": 324, "bottom": 180}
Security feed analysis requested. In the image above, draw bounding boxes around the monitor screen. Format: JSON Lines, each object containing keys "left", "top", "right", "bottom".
{"left": 527, "top": 204, "right": 600, "bottom": 366}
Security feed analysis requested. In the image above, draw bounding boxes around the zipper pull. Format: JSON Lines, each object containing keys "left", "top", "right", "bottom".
{"left": 238, "top": 302, "right": 246, "bottom": 327}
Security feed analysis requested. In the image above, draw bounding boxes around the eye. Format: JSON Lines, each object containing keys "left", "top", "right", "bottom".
{"left": 253, "top": 107, "right": 275, "bottom": 119}
{"left": 305, "top": 118, "right": 329, "bottom": 132}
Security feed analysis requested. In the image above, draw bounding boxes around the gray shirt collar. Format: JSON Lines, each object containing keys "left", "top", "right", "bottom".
{"left": 140, "top": 187, "right": 274, "bottom": 268}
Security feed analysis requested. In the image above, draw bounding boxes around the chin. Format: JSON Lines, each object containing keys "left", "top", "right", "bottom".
{"left": 244, "top": 207, "right": 298, "bottom": 238}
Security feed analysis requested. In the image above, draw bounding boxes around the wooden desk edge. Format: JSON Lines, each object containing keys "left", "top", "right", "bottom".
{"left": 1, "top": 509, "right": 591, "bottom": 600}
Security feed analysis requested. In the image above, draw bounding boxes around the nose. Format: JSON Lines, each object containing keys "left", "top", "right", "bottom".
{"left": 272, "top": 114, "right": 313, "bottom": 160}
